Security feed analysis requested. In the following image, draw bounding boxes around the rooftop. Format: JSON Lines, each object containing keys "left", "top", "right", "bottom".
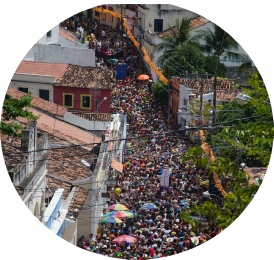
{"left": 7, "top": 88, "right": 67, "bottom": 117}
{"left": 15, "top": 60, "right": 68, "bottom": 81}
{"left": 178, "top": 78, "right": 240, "bottom": 101}
{"left": 15, "top": 61, "right": 111, "bottom": 89}
{"left": 55, "top": 64, "right": 111, "bottom": 89}
{"left": 157, "top": 16, "right": 210, "bottom": 39}
{"left": 59, "top": 26, "right": 78, "bottom": 43}
{"left": 1, "top": 92, "right": 102, "bottom": 217}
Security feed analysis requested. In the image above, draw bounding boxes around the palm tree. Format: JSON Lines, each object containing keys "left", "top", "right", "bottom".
{"left": 200, "top": 24, "right": 252, "bottom": 124}
{"left": 200, "top": 24, "right": 252, "bottom": 69}
{"left": 154, "top": 17, "right": 202, "bottom": 67}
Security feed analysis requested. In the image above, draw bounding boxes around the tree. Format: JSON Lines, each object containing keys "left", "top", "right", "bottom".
{"left": 208, "top": 72, "right": 273, "bottom": 166}
{"left": 162, "top": 45, "right": 206, "bottom": 79}
{"left": 0, "top": 93, "right": 38, "bottom": 137}
{"left": 154, "top": 17, "right": 202, "bottom": 67}
{"left": 152, "top": 81, "right": 169, "bottom": 105}
{"left": 204, "top": 55, "right": 226, "bottom": 77}
{"left": 200, "top": 24, "right": 249, "bottom": 63}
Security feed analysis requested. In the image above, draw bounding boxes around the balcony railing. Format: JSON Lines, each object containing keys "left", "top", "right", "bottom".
{"left": 71, "top": 112, "right": 112, "bottom": 122}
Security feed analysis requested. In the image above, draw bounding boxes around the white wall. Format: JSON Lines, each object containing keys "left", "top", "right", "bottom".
{"left": 24, "top": 44, "right": 95, "bottom": 67}
{"left": 63, "top": 112, "right": 111, "bottom": 131}
{"left": 10, "top": 73, "right": 54, "bottom": 102}
{"left": 36, "top": 24, "right": 60, "bottom": 45}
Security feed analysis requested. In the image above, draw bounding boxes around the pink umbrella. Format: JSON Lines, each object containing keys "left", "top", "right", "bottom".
{"left": 108, "top": 203, "right": 129, "bottom": 211}
{"left": 112, "top": 234, "right": 138, "bottom": 244}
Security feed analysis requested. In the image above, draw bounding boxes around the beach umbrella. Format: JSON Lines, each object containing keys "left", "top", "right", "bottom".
{"left": 112, "top": 234, "right": 137, "bottom": 244}
{"left": 100, "top": 216, "right": 123, "bottom": 224}
{"left": 103, "top": 210, "right": 134, "bottom": 219}
{"left": 137, "top": 74, "right": 150, "bottom": 81}
{"left": 108, "top": 203, "right": 129, "bottom": 211}
{"left": 139, "top": 203, "right": 157, "bottom": 211}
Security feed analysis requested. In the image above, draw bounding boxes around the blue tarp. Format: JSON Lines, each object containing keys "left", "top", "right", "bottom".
{"left": 116, "top": 63, "right": 127, "bottom": 80}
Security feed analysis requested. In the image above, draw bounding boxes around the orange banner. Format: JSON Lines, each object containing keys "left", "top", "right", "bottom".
{"left": 93, "top": 6, "right": 168, "bottom": 85}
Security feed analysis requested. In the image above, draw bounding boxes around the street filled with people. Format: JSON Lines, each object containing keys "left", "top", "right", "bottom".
{"left": 77, "top": 23, "right": 222, "bottom": 259}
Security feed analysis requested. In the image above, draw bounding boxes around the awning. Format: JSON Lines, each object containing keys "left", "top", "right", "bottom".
{"left": 111, "top": 159, "right": 123, "bottom": 173}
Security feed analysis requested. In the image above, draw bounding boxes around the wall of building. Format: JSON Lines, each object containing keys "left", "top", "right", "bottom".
{"left": 63, "top": 112, "right": 110, "bottom": 131}
{"left": 24, "top": 44, "right": 95, "bottom": 67}
{"left": 54, "top": 86, "right": 111, "bottom": 113}
{"left": 36, "top": 24, "right": 59, "bottom": 45}
{"left": 10, "top": 73, "right": 54, "bottom": 102}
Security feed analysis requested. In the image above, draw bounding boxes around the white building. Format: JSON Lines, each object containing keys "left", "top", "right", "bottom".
{"left": 23, "top": 24, "right": 95, "bottom": 67}
{"left": 2, "top": 122, "right": 49, "bottom": 221}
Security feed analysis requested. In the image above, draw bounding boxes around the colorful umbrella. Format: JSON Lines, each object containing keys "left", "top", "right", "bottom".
{"left": 112, "top": 234, "right": 138, "bottom": 244}
{"left": 108, "top": 203, "right": 129, "bottom": 211}
{"left": 137, "top": 74, "right": 150, "bottom": 81}
{"left": 103, "top": 210, "right": 134, "bottom": 219}
{"left": 100, "top": 216, "right": 123, "bottom": 223}
{"left": 139, "top": 203, "right": 157, "bottom": 211}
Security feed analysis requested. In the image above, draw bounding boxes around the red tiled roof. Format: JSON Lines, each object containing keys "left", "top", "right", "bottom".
{"left": 178, "top": 78, "right": 240, "bottom": 101}
{"left": 7, "top": 88, "right": 67, "bottom": 117}
{"left": 15, "top": 60, "right": 68, "bottom": 81}
{"left": 59, "top": 27, "right": 78, "bottom": 43}
{"left": 157, "top": 16, "right": 210, "bottom": 39}
{"left": 56, "top": 64, "right": 111, "bottom": 89}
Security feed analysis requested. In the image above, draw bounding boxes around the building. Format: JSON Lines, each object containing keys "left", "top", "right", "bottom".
{"left": 1, "top": 121, "right": 49, "bottom": 222}
{"left": 171, "top": 77, "right": 242, "bottom": 129}
{"left": 23, "top": 23, "right": 95, "bottom": 67}
{"left": 10, "top": 60, "right": 112, "bottom": 114}
{"left": 2, "top": 87, "right": 107, "bottom": 244}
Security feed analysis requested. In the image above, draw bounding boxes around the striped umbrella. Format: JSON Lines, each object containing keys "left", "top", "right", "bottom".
{"left": 108, "top": 203, "right": 129, "bottom": 211}
{"left": 100, "top": 216, "right": 123, "bottom": 224}
{"left": 103, "top": 210, "right": 134, "bottom": 219}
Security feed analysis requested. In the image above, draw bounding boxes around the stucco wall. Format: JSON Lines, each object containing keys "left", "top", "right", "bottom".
{"left": 54, "top": 86, "right": 111, "bottom": 113}
{"left": 10, "top": 73, "right": 54, "bottom": 102}
{"left": 24, "top": 44, "right": 95, "bottom": 67}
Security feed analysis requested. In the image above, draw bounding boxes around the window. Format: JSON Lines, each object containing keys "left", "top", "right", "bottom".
{"left": 80, "top": 94, "right": 92, "bottom": 109}
{"left": 39, "top": 89, "right": 50, "bottom": 101}
{"left": 18, "top": 87, "right": 28, "bottom": 93}
{"left": 154, "top": 19, "right": 163, "bottom": 32}
{"left": 108, "top": 7, "right": 113, "bottom": 22}
{"left": 102, "top": 5, "right": 106, "bottom": 21}
{"left": 46, "top": 30, "right": 52, "bottom": 38}
{"left": 63, "top": 93, "right": 74, "bottom": 108}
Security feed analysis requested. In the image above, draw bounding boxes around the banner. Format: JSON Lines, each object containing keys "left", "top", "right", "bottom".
{"left": 95, "top": 49, "right": 124, "bottom": 59}
{"left": 92, "top": 6, "right": 168, "bottom": 85}
{"left": 160, "top": 168, "right": 170, "bottom": 187}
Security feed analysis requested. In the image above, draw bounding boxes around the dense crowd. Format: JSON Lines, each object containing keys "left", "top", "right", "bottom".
{"left": 77, "top": 23, "right": 221, "bottom": 259}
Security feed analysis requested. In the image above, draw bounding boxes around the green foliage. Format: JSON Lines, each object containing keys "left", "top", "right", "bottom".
{"left": 208, "top": 72, "right": 273, "bottom": 167}
{"left": 152, "top": 81, "right": 169, "bottom": 105}
{"left": 155, "top": 17, "right": 202, "bottom": 67}
{"left": 181, "top": 146, "right": 209, "bottom": 169}
{"left": 200, "top": 24, "right": 252, "bottom": 73}
{"left": 204, "top": 56, "right": 227, "bottom": 77}
{"left": 0, "top": 93, "right": 38, "bottom": 137}
{"left": 162, "top": 45, "right": 206, "bottom": 78}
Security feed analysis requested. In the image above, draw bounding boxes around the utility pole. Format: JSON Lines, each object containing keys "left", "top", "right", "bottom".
{"left": 167, "top": 80, "right": 172, "bottom": 129}
{"left": 198, "top": 80, "right": 204, "bottom": 146}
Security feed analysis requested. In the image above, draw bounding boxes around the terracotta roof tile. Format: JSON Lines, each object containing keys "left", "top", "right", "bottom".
{"left": 59, "top": 27, "right": 78, "bottom": 43}
{"left": 56, "top": 64, "right": 111, "bottom": 89}
{"left": 179, "top": 78, "right": 240, "bottom": 101}
{"left": 7, "top": 88, "right": 67, "bottom": 117}
{"left": 15, "top": 60, "right": 68, "bottom": 81}
{"left": 157, "top": 16, "right": 210, "bottom": 39}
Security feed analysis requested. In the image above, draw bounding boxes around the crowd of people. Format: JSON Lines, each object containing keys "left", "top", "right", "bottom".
{"left": 76, "top": 23, "right": 222, "bottom": 259}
